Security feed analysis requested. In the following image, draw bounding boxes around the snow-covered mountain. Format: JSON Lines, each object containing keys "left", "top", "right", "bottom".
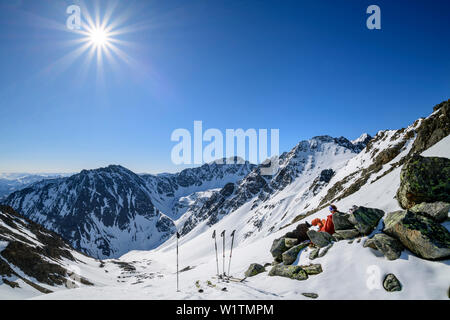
{"left": 3, "top": 160, "right": 254, "bottom": 259}
{"left": 177, "top": 135, "right": 370, "bottom": 237}
{"left": 141, "top": 158, "right": 256, "bottom": 220}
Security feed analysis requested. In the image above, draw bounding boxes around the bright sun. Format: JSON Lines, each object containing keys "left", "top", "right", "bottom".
{"left": 89, "top": 28, "right": 109, "bottom": 47}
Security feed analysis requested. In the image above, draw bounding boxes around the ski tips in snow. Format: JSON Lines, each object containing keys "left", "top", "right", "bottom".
{"left": 220, "top": 230, "right": 225, "bottom": 237}
{"left": 212, "top": 230, "right": 216, "bottom": 238}
{"left": 231, "top": 229, "right": 236, "bottom": 237}
{"left": 176, "top": 232, "right": 180, "bottom": 239}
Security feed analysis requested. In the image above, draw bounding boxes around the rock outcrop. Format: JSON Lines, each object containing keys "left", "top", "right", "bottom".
{"left": 244, "top": 263, "right": 266, "bottom": 277}
{"left": 383, "top": 274, "right": 402, "bottom": 292}
{"left": 333, "top": 212, "right": 355, "bottom": 230}
{"left": 364, "top": 233, "right": 404, "bottom": 260}
{"left": 348, "top": 207, "right": 384, "bottom": 235}
{"left": 397, "top": 155, "right": 450, "bottom": 209}
{"left": 268, "top": 265, "right": 308, "bottom": 281}
{"left": 307, "top": 230, "right": 334, "bottom": 247}
{"left": 270, "top": 237, "right": 288, "bottom": 262}
{"left": 281, "top": 241, "right": 309, "bottom": 265}
{"left": 384, "top": 210, "right": 450, "bottom": 260}
{"left": 333, "top": 229, "right": 361, "bottom": 240}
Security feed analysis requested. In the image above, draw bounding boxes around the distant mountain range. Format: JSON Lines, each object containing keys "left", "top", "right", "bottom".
{"left": 3, "top": 159, "right": 255, "bottom": 258}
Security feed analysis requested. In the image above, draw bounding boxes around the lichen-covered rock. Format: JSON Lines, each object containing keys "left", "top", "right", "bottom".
{"left": 410, "top": 202, "right": 450, "bottom": 223}
{"left": 333, "top": 229, "right": 360, "bottom": 240}
{"left": 284, "top": 238, "right": 299, "bottom": 248}
{"left": 309, "top": 248, "right": 319, "bottom": 260}
{"left": 383, "top": 274, "right": 402, "bottom": 292}
{"left": 397, "top": 155, "right": 450, "bottom": 209}
{"left": 270, "top": 237, "right": 288, "bottom": 261}
{"left": 307, "top": 230, "right": 334, "bottom": 247}
{"left": 348, "top": 206, "right": 384, "bottom": 235}
{"left": 244, "top": 263, "right": 265, "bottom": 277}
{"left": 282, "top": 241, "right": 309, "bottom": 265}
{"left": 333, "top": 212, "right": 355, "bottom": 230}
{"left": 384, "top": 210, "right": 450, "bottom": 260}
{"left": 268, "top": 265, "right": 308, "bottom": 281}
{"left": 364, "top": 233, "right": 404, "bottom": 260}
{"left": 300, "top": 264, "right": 323, "bottom": 275}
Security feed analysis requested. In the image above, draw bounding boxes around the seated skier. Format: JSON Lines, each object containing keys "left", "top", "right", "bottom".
{"left": 311, "top": 204, "right": 337, "bottom": 235}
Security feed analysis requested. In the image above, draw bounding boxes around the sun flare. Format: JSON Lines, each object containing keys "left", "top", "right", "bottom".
{"left": 89, "top": 28, "right": 109, "bottom": 47}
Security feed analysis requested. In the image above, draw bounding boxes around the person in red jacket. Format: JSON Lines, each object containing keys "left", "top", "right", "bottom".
{"left": 311, "top": 205, "right": 337, "bottom": 234}
{"left": 323, "top": 204, "right": 337, "bottom": 234}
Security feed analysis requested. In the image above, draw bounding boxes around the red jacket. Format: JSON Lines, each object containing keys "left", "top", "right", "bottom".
{"left": 311, "top": 214, "right": 335, "bottom": 234}
{"left": 323, "top": 214, "right": 335, "bottom": 234}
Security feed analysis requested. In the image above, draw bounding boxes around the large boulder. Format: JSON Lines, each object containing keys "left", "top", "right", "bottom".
{"left": 383, "top": 274, "right": 402, "bottom": 292}
{"left": 307, "top": 230, "right": 334, "bottom": 247}
{"left": 268, "top": 265, "right": 308, "bottom": 281}
{"left": 397, "top": 155, "right": 450, "bottom": 209}
{"left": 244, "top": 263, "right": 265, "bottom": 277}
{"left": 270, "top": 237, "right": 288, "bottom": 261}
{"left": 348, "top": 206, "right": 384, "bottom": 235}
{"left": 364, "top": 233, "right": 404, "bottom": 260}
{"left": 384, "top": 210, "right": 450, "bottom": 260}
{"left": 333, "top": 212, "right": 355, "bottom": 230}
{"left": 410, "top": 202, "right": 450, "bottom": 223}
{"left": 333, "top": 229, "right": 360, "bottom": 240}
{"left": 282, "top": 241, "right": 309, "bottom": 265}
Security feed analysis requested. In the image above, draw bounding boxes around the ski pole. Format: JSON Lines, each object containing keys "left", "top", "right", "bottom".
{"left": 212, "top": 230, "right": 220, "bottom": 280}
{"left": 227, "top": 230, "right": 236, "bottom": 278}
{"left": 220, "top": 230, "right": 226, "bottom": 278}
{"left": 176, "top": 231, "right": 180, "bottom": 292}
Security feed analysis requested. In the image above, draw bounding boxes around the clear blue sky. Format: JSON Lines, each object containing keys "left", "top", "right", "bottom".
{"left": 0, "top": 0, "right": 449, "bottom": 173}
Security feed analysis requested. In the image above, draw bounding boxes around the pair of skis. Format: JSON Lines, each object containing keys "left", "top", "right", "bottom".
{"left": 212, "top": 229, "right": 236, "bottom": 281}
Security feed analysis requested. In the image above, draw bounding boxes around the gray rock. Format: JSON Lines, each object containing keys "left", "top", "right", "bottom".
{"left": 333, "top": 229, "right": 360, "bottom": 240}
{"left": 384, "top": 210, "right": 450, "bottom": 260}
{"left": 383, "top": 274, "right": 402, "bottom": 292}
{"left": 318, "top": 243, "right": 333, "bottom": 257}
{"left": 302, "top": 292, "right": 318, "bottom": 299}
{"left": 270, "top": 237, "right": 288, "bottom": 261}
{"left": 299, "top": 264, "right": 323, "bottom": 275}
{"left": 307, "top": 230, "right": 334, "bottom": 248}
{"left": 396, "top": 155, "right": 450, "bottom": 209}
{"left": 284, "top": 237, "right": 299, "bottom": 248}
{"left": 410, "top": 202, "right": 450, "bottom": 223}
{"left": 333, "top": 212, "right": 355, "bottom": 230}
{"left": 348, "top": 206, "right": 385, "bottom": 235}
{"left": 244, "top": 263, "right": 266, "bottom": 277}
{"left": 282, "top": 241, "right": 309, "bottom": 265}
{"left": 364, "top": 233, "right": 404, "bottom": 260}
{"left": 268, "top": 265, "right": 308, "bottom": 281}
{"left": 309, "top": 248, "right": 319, "bottom": 260}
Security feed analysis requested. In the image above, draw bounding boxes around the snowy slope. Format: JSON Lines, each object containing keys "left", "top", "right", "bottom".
{"left": 0, "top": 205, "right": 124, "bottom": 300}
